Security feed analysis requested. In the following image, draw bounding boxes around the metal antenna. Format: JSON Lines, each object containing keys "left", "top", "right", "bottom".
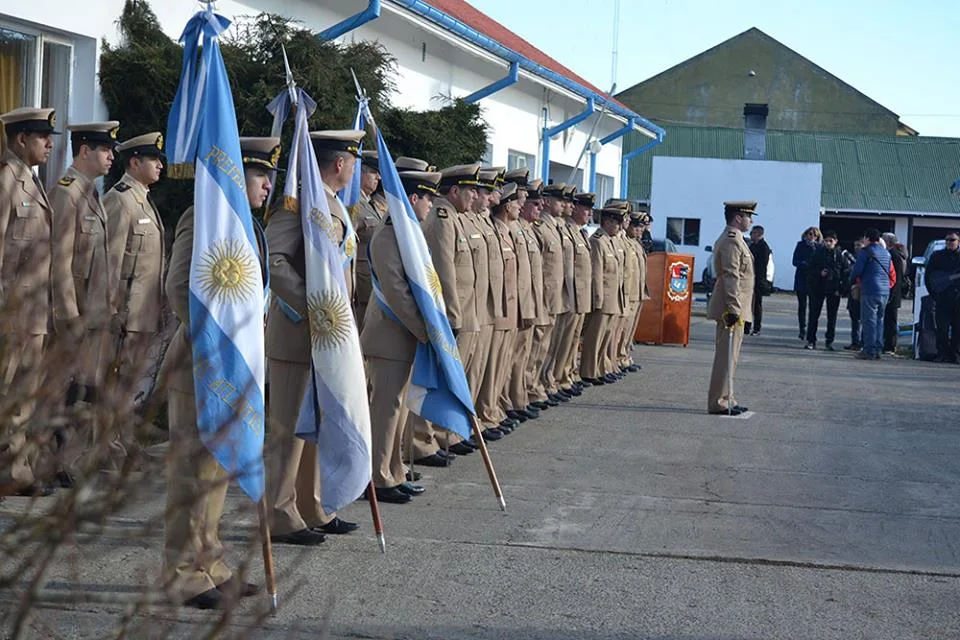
{"left": 611, "top": 0, "right": 621, "bottom": 89}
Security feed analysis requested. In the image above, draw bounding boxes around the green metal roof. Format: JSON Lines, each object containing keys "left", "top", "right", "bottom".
{"left": 625, "top": 126, "right": 960, "bottom": 215}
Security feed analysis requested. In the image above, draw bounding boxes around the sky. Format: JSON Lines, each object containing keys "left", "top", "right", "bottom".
{"left": 467, "top": 0, "right": 960, "bottom": 137}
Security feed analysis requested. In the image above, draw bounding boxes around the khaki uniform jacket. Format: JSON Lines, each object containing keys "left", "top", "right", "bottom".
{"left": 0, "top": 149, "right": 54, "bottom": 335}
{"left": 460, "top": 212, "right": 492, "bottom": 326}
{"left": 477, "top": 212, "right": 505, "bottom": 322}
{"left": 520, "top": 218, "right": 547, "bottom": 325}
{"left": 591, "top": 229, "right": 624, "bottom": 314}
{"left": 360, "top": 217, "right": 427, "bottom": 363}
{"left": 353, "top": 194, "right": 385, "bottom": 311}
{"left": 103, "top": 173, "right": 165, "bottom": 333}
{"left": 158, "top": 207, "right": 267, "bottom": 393}
{"left": 510, "top": 220, "right": 534, "bottom": 324}
{"left": 624, "top": 235, "right": 641, "bottom": 305}
{"left": 492, "top": 216, "right": 518, "bottom": 331}
{"left": 707, "top": 225, "right": 755, "bottom": 323}
{"left": 534, "top": 214, "right": 564, "bottom": 316}
{"left": 566, "top": 221, "right": 592, "bottom": 314}
{"left": 265, "top": 185, "right": 350, "bottom": 364}
{"left": 422, "top": 196, "right": 477, "bottom": 332}
{"left": 636, "top": 238, "right": 651, "bottom": 301}
{"left": 558, "top": 218, "right": 576, "bottom": 314}
{"left": 612, "top": 232, "right": 629, "bottom": 316}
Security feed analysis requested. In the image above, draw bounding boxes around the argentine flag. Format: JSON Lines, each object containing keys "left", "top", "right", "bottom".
{"left": 368, "top": 121, "right": 475, "bottom": 439}
{"left": 273, "top": 87, "right": 372, "bottom": 514}
{"left": 338, "top": 103, "right": 365, "bottom": 263}
{"left": 165, "top": 8, "right": 265, "bottom": 501}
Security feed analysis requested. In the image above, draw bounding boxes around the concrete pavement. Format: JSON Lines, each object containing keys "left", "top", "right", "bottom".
{"left": 4, "top": 294, "right": 960, "bottom": 639}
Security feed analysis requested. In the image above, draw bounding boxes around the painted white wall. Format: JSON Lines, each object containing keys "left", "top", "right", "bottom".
{"left": 650, "top": 156, "right": 823, "bottom": 291}
{"left": 2, "top": 0, "right": 627, "bottom": 195}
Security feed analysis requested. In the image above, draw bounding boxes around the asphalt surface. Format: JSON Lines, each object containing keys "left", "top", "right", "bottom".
{"left": 4, "top": 294, "right": 960, "bottom": 639}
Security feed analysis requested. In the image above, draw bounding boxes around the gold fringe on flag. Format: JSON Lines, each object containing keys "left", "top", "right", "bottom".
{"left": 167, "top": 163, "right": 196, "bottom": 180}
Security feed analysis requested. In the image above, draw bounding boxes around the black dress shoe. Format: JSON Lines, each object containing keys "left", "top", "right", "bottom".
{"left": 556, "top": 389, "right": 573, "bottom": 399}
{"left": 709, "top": 406, "right": 746, "bottom": 416}
{"left": 463, "top": 437, "right": 480, "bottom": 449}
{"left": 414, "top": 453, "right": 452, "bottom": 467}
{"left": 481, "top": 428, "right": 504, "bottom": 442}
{"left": 406, "top": 470, "right": 422, "bottom": 482}
{"left": 602, "top": 374, "right": 618, "bottom": 384}
{"left": 563, "top": 387, "right": 582, "bottom": 397}
{"left": 271, "top": 528, "right": 326, "bottom": 546}
{"left": 375, "top": 486, "right": 412, "bottom": 504}
{"left": 506, "top": 409, "right": 527, "bottom": 423}
{"left": 14, "top": 484, "right": 55, "bottom": 497}
{"left": 731, "top": 404, "right": 749, "bottom": 413}
{"left": 627, "top": 364, "right": 641, "bottom": 372}
{"left": 435, "top": 449, "right": 457, "bottom": 460}
{"left": 583, "top": 377, "right": 603, "bottom": 385}
{"left": 530, "top": 400, "right": 550, "bottom": 410}
{"left": 449, "top": 442, "right": 475, "bottom": 455}
{"left": 520, "top": 408, "right": 539, "bottom": 420}
{"left": 500, "top": 418, "right": 519, "bottom": 429}
{"left": 579, "top": 379, "right": 593, "bottom": 387}
{"left": 184, "top": 588, "right": 223, "bottom": 610}
{"left": 397, "top": 482, "right": 425, "bottom": 496}
{"left": 317, "top": 517, "right": 359, "bottom": 535}
{"left": 549, "top": 393, "right": 570, "bottom": 403}
{"left": 217, "top": 577, "right": 260, "bottom": 598}
{"left": 498, "top": 423, "right": 514, "bottom": 435}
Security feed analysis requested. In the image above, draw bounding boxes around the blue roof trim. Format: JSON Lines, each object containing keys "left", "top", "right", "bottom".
{"left": 390, "top": 0, "right": 665, "bottom": 138}
{"left": 318, "top": 0, "right": 381, "bottom": 41}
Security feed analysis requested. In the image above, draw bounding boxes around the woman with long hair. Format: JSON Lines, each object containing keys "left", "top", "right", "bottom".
{"left": 792, "top": 226, "right": 822, "bottom": 339}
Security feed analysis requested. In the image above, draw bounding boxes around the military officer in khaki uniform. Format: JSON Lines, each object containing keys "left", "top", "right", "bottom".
{"left": 104, "top": 133, "right": 167, "bottom": 412}
{"left": 407, "top": 163, "right": 481, "bottom": 462}
{"left": 48, "top": 121, "right": 120, "bottom": 411}
{"left": 707, "top": 201, "right": 757, "bottom": 416}
{"left": 0, "top": 107, "right": 58, "bottom": 495}
{"left": 265, "top": 130, "right": 363, "bottom": 545}
{"left": 581, "top": 208, "right": 625, "bottom": 383}
{"left": 489, "top": 182, "right": 521, "bottom": 433}
{"left": 159, "top": 137, "right": 275, "bottom": 609}
{"left": 353, "top": 149, "right": 385, "bottom": 329}
{"left": 542, "top": 184, "right": 577, "bottom": 402}
{"left": 512, "top": 180, "right": 545, "bottom": 420}
{"left": 528, "top": 183, "right": 565, "bottom": 409}
{"left": 361, "top": 171, "right": 441, "bottom": 504}
{"left": 554, "top": 191, "right": 593, "bottom": 396}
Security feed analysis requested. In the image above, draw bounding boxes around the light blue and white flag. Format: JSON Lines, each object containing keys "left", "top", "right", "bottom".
{"left": 273, "top": 86, "right": 372, "bottom": 514}
{"left": 331, "top": 104, "right": 362, "bottom": 270}
{"left": 165, "top": 6, "right": 266, "bottom": 501}
{"left": 368, "top": 121, "right": 475, "bottom": 440}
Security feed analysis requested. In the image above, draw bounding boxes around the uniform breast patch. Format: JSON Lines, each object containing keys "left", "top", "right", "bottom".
{"left": 138, "top": 218, "right": 151, "bottom": 224}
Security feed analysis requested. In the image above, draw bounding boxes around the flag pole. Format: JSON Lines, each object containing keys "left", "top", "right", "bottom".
{"left": 366, "top": 481, "right": 387, "bottom": 554}
{"left": 471, "top": 415, "right": 506, "bottom": 512}
{"left": 257, "top": 497, "right": 279, "bottom": 613}
{"left": 727, "top": 325, "right": 734, "bottom": 416}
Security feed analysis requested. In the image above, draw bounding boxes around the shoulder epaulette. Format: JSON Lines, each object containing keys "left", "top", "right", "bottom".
{"left": 113, "top": 181, "right": 131, "bottom": 193}
{"left": 436, "top": 206, "right": 449, "bottom": 219}
{"left": 592, "top": 229, "right": 604, "bottom": 238}
{"left": 57, "top": 176, "right": 76, "bottom": 187}
{"left": 727, "top": 231, "right": 737, "bottom": 237}
{"left": 533, "top": 219, "right": 542, "bottom": 227}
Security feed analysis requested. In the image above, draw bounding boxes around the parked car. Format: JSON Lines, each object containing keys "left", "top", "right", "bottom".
{"left": 702, "top": 245, "right": 717, "bottom": 300}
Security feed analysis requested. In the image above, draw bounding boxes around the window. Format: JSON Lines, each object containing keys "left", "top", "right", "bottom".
{"left": 479, "top": 143, "right": 493, "bottom": 165}
{"left": 0, "top": 27, "right": 37, "bottom": 113}
{"left": 595, "top": 173, "right": 614, "bottom": 204}
{"left": 666, "top": 217, "right": 701, "bottom": 246}
{"left": 507, "top": 149, "right": 535, "bottom": 172}
{"left": 743, "top": 103, "right": 768, "bottom": 160}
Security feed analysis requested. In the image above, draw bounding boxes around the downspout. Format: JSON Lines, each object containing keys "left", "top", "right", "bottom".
{"left": 464, "top": 61, "right": 519, "bottom": 104}
{"left": 541, "top": 97, "right": 595, "bottom": 183}
{"left": 619, "top": 133, "right": 664, "bottom": 199}
{"left": 317, "top": 0, "right": 382, "bottom": 41}
{"left": 588, "top": 116, "right": 635, "bottom": 194}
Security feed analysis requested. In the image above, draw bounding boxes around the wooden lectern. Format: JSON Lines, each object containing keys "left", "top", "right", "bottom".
{"left": 634, "top": 253, "right": 695, "bottom": 346}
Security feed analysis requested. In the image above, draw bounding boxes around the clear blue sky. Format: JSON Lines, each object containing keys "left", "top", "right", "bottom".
{"left": 468, "top": 0, "right": 960, "bottom": 137}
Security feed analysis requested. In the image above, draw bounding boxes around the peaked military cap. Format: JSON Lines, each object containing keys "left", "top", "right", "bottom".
{"left": 573, "top": 192, "right": 596, "bottom": 208}
{"left": 562, "top": 185, "right": 578, "bottom": 202}
{"left": 68, "top": 121, "right": 120, "bottom": 148}
{"left": 399, "top": 170, "right": 441, "bottom": 196}
{"left": 117, "top": 132, "right": 165, "bottom": 159}
{"left": 239, "top": 137, "right": 283, "bottom": 171}
{"left": 439, "top": 162, "right": 482, "bottom": 188}
{"left": 599, "top": 206, "right": 625, "bottom": 221}
{"left": 1, "top": 107, "right": 59, "bottom": 135}
{"left": 360, "top": 149, "right": 380, "bottom": 171}
{"left": 396, "top": 156, "right": 434, "bottom": 172}
{"left": 604, "top": 198, "right": 632, "bottom": 213}
{"left": 542, "top": 182, "right": 566, "bottom": 198}
{"left": 724, "top": 200, "right": 758, "bottom": 216}
{"left": 498, "top": 182, "right": 519, "bottom": 203}
{"left": 629, "top": 212, "right": 645, "bottom": 226}
{"left": 478, "top": 166, "right": 505, "bottom": 191}
{"left": 504, "top": 167, "right": 529, "bottom": 187}
{"left": 526, "top": 178, "right": 544, "bottom": 200}
{"left": 310, "top": 129, "right": 365, "bottom": 157}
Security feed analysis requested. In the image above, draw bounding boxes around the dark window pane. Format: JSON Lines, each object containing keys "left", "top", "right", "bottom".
{"left": 666, "top": 217, "right": 683, "bottom": 245}
{"left": 683, "top": 218, "right": 701, "bottom": 246}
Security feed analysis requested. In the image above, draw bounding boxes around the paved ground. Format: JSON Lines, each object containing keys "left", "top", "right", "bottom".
{"left": 4, "top": 294, "right": 960, "bottom": 639}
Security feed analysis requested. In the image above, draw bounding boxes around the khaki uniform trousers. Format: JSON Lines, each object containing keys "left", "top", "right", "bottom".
{"left": 163, "top": 389, "right": 232, "bottom": 601}
{"left": 544, "top": 311, "right": 575, "bottom": 393}
{"left": 266, "top": 359, "right": 333, "bottom": 536}
{"left": 497, "top": 328, "right": 520, "bottom": 413}
{"left": 505, "top": 326, "right": 533, "bottom": 410}
{"left": 616, "top": 302, "right": 638, "bottom": 367}
{"left": 367, "top": 357, "right": 412, "bottom": 489}
{"left": 476, "top": 328, "right": 509, "bottom": 427}
{"left": 605, "top": 314, "right": 625, "bottom": 374}
{"left": 525, "top": 321, "right": 555, "bottom": 404}
{"left": 708, "top": 322, "right": 744, "bottom": 413}
{"left": 114, "top": 331, "right": 157, "bottom": 411}
{"left": 555, "top": 312, "right": 585, "bottom": 390}
{"left": 580, "top": 312, "right": 612, "bottom": 379}
{"left": 0, "top": 333, "right": 47, "bottom": 490}
{"left": 621, "top": 301, "right": 643, "bottom": 366}
{"left": 409, "top": 329, "right": 477, "bottom": 455}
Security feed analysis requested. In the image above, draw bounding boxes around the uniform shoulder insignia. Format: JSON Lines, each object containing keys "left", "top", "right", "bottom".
{"left": 113, "top": 181, "right": 131, "bottom": 192}
{"left": 436, "top": 206, "right": 449, "bottom": 219}
{"left": 727, "top": 231, "right": 737, "bottom": 237}
{"left": 533, "top": 220, "right": 542, "bottom": 226}
{"left": 58, "top": 176, "right": 76, "bottom": 187}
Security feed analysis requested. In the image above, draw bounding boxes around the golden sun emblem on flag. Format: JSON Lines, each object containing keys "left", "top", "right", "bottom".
{"left": 196, "top": 239, "right": 260, "bottom": 304}
{"left": 307, "top": 290, "right": 352, "bottom": 349}
{"left": 344, "top": 233, "right": 357, "bottom": 259}
{"left": 425, "top": 264, "right": 443, "bottom": 303}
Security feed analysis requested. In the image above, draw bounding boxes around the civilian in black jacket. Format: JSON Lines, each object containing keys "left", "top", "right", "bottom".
{"left": 881, "top": 233, "right": 907, "bottom": 353}
{"left": 792, "top": 227, "right": 821, "bottom": 339}
{"left": 744, "top": 225, "right": 772, "bottom": 335}
{"left": 925, "top": 233, "right": 960, "bottom": 362}
{"left": 804, "top": 230, "right": 848, "bottom": 350}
